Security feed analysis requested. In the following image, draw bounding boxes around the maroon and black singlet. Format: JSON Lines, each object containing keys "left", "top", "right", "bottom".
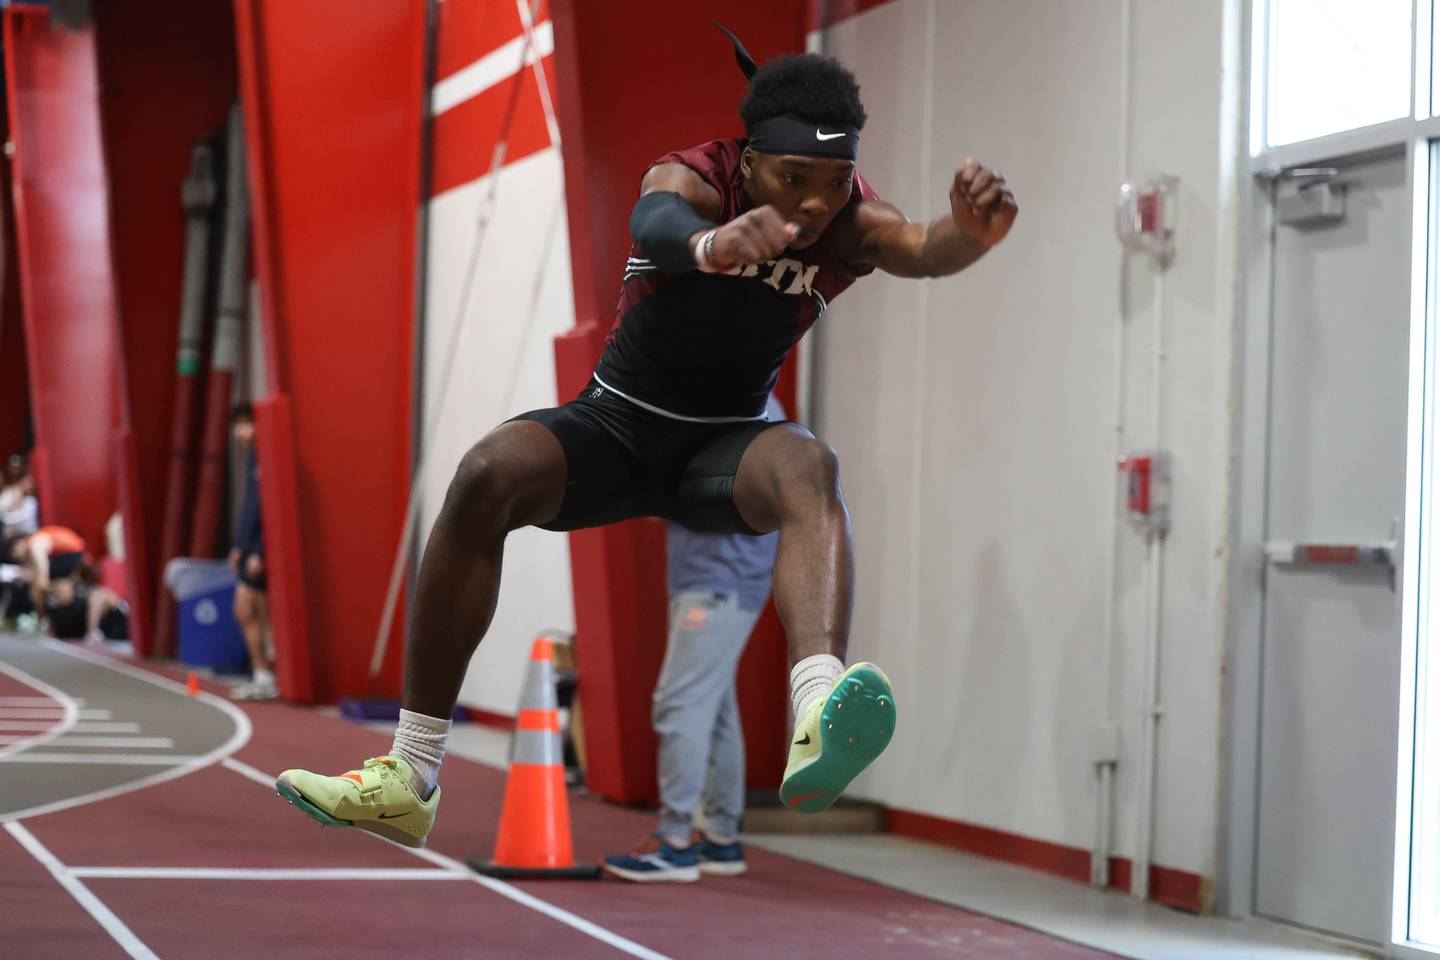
{"left": 515, "top": 138, "right": 879, "bottom": 533}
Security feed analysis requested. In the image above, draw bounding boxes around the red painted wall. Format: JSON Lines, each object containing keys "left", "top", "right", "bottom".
{"left": 432, "top": 0, "right": 557, "bottom": 195}
{"left": 0, "top": 103, "right": 28, "bottom": 463}
{"left": 3, "top": 6, "right": 121, "bottom": 550}
{"left": 551, "top": 2, "right": 808, "bottom": 803}
{"left": 94, "top": 0, "right": 238, "bottom": 653}
{"left": 234, "top": 0, "right": 425, "bottom": 701}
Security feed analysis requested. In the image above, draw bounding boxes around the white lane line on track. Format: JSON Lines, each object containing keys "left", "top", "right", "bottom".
{"left": 5, "top": 821, "right": 158, "bottom": 960}
{"left": 221, "top": 757, "right": 674, "bottom": 960}
{"left": 69, "top": 866, "right": 467, "bottom": 881}
{"left": 0, "top": 735, "right": 174, "bottom": 748}
{"left": 0, "top": 753, "right": 207, "bottom": 765}
{"left": 0, "top": 721, "right": 140, "bottom": 733}
{"left": 0, "top": 660, "right": 79, "bottom": 759}
{"left": 0, "top": 708, "right": 111, "bottom": 720}
{"left": 0, "top": 696, "right": 86, "bottom": 707}
{"left": 0, "top": 643, "right": 251, "bottom": 822}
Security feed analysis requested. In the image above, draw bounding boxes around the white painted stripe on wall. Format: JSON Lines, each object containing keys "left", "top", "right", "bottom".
{"left": 5, "top": 822, "right": 158, "bottom": 960}
{"left": 431, "top": 20, "right": 555, "bottom": 117}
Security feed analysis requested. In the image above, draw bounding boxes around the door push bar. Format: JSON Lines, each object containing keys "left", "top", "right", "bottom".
{"left": 1263, "top": 538, "right": 1398, "bottom": 591}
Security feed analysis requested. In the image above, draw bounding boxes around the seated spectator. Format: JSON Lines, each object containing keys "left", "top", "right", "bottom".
{"left": 0, "top": 455, "right": 38, "bottom": 540}
{"left": 0, "top": 536, "right": 33, "bottom": 623}
{"left": 43, "top": 565, "right": 129, "bottom": 642}
{"left": 9, "top": 525, "right": 87, "bottom": 634}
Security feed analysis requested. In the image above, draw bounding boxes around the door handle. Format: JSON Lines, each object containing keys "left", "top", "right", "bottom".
{"left": 1263, "top": 531, "right": 1398, "bottom": 591}
{"left": 1262, "top": 541, "right": 1394, "bottom": 565}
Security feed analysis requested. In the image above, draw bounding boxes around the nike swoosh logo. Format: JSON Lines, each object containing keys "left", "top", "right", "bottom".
{"left": 815, "top": 130, "right": 847, "bottom": 141}
{"left": 376, "top": 813, "right": 409, "bottom": 819}
{"left": 794, "top": 733, "right": 812, "bottom": 745}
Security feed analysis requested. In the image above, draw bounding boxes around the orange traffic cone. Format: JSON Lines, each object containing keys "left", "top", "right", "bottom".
{"left": 186, "top": 672, "right": 199, "bottom": 697}
{"left": 468, "top": 635, "right": 599, "bottom": 879}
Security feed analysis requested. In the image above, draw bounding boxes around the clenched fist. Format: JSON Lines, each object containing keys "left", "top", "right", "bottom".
{"left": 949, "top": 157, "right": 1017, "bottom": 248}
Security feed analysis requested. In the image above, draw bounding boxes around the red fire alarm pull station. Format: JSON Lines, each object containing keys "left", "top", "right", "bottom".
{"left": 1116, "top": 174, "right": 1178, "bottom": 266}
{"left": 1118, "top": 452, "right": 1171, "bottom": 538}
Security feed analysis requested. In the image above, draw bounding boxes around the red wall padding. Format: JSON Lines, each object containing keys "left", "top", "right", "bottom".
{"left": 430, "top": 0, "right": 557, "bottom": 197}
{"left": 551, "top": 2, "right": 807, "bottom": 804}
{"left": 253, "top": 395, "right": 314, "bottom": 702}
{"left": 3, "top": 6, "right": 121, "bottom": 550}
{"left": 234, "top": 0, "right": 425, "bottom": 701}
{"left": 0, "top": 119, "right": 28, "bottom": 462}
{"left": 94, "top": 0, "right": 238, "bottom": 655}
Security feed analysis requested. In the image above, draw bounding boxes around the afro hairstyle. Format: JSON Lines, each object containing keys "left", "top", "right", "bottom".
{"left": 738, "top": 53, "right": 867, "bottom": 134}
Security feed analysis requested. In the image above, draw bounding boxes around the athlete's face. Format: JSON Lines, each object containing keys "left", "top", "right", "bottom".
{"left": 742, "top": 149, "right": 855, "bottom": 250}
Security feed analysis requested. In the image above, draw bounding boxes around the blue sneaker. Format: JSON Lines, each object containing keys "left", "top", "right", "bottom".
{"left": 602, "top": 834, "right": 701, "bottom": 883}
{"left": 697, "top": 834, "right": 747, "bottom": 877}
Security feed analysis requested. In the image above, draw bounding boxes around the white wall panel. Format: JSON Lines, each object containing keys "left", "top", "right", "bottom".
{"left": 814, "top": 0, "right": 1238, "bottom": 885}
{"left": 421, "top": 148, "right": 576, "bottom": 716}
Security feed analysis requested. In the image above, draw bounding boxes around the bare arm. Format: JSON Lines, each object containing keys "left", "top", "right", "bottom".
{"left": 843, "top": 157, "right": 1018, "bottom": 279}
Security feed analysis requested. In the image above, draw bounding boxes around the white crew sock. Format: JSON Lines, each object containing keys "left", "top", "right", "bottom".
{"left": 251, "top": 665, "right": 276, "bottom": 687}
{"left": 390, "top": 708, "right": 451, "bottom": 800}
{"left": 790, "top": 654, "right": 844, "bottom": 720}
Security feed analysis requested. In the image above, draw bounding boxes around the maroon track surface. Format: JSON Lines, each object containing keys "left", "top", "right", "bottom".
{"left": 3, "top": 654, "right": 1122, "bottom": 959}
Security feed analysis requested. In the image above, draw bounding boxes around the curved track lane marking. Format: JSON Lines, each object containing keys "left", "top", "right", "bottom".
{"left": 0, "top": 658, "right": 80, "bottom": 759}
{"left": 0, "top": 641, "right": 252, "bottom": 822}
{"left": 223, "top": 757, "right": 675, "bottom": 960}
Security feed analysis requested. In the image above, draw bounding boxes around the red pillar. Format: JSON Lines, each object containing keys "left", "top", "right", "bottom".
{"left": 234, "top": 0, "right": 425, "bottom": 701}
{"left": 94, "top": 0, "right": 238, "bottom": 654}
{"left": 3, "top": 5, "right": 121, "bottom": 551}
{"left": 0, "top": 133, "right": 28, "bottom": 461}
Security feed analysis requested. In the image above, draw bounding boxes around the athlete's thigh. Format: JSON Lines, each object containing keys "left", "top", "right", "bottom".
{"left": 461, "top": 418, "right": 571, "bottom": 529}
{"left": 729, "top": 421, "right": 830, "bottom": 534}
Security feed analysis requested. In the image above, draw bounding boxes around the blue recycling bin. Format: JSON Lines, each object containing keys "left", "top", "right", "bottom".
{"left": 165, "top": 559, "right": 249, "bottom": 674}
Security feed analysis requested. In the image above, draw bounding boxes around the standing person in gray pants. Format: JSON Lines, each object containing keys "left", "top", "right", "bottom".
{"left": 603, "top": 397, "right": 783, "bottom": 884}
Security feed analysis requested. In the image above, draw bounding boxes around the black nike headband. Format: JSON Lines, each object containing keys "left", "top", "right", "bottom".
{"left": 715, "top": 21, "right": 860, "bottom": 162}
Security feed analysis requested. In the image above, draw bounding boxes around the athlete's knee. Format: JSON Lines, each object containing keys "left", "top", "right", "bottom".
{"left": 443, "top": 445, "right": 523, "bottom": 534}
{"left": 784, "top": 439, "right": 843, "bottom": 502}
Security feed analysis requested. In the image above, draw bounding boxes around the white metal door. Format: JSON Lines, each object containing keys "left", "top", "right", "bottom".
{"left": 1255, "top": 150, "right": 1409, "bottom": 945}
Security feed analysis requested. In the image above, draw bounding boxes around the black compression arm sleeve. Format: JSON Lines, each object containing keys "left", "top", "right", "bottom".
{"left": 629, "top": 191, "right": 715, "bottom": 273}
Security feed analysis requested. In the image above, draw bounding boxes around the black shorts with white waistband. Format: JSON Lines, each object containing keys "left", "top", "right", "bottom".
{"left": 510, "top": 379, "right": 786, "bottom": 535}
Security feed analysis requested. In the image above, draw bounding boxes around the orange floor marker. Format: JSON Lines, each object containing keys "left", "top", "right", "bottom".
{"left": 468, "top": 635, "right": 598, "bottom": 879}
{"left": 186, "top": 672, "right": 199, "bottom": 697}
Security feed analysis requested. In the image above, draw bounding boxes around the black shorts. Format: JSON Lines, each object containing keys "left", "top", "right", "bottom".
{"left": 98, "top": 604, "right": 129, "bottom": 640}
{"left": 47, "top": 595, "right": 86, "bottom": 640}
{"left": 511, "top": 380, "right": 786, "bottom": 535}
{"left": 49, "top": 551, "right": 83, "bottom": 581}
{"left": 238, "top": 553, "right": 266, "bottom": 592}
